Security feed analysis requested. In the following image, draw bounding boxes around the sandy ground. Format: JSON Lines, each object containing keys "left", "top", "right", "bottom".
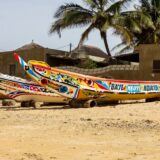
{"left": 0, "top": 101, "right": 160, "bottom": 160}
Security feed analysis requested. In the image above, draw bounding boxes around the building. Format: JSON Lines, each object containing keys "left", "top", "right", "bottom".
{"left": 0, "top": 41, "right": 109, "bottom": 78}
{"left": 0, "top": 42, "right": 65, "bottom": 78}
{"left": 71, "top": 45, "right": 109, "bottom": 64}
{"left": 1, "top": 41, "right": 159, "bottom": 80}
{"left": 136, "top": 44, "right": 160, "bottom": 80}
{"left": 58, "top": 44, "right": 160, "bottom": 80}
{"left": 106, "top": 44, "right": 160, "bottom": 80}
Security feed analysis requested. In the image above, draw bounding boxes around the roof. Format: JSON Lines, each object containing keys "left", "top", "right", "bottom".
{"left": 45, "top": 48, "right": 73, "bottom": 59}
{"left": 15, "top": 41, "right": 44, "bottom": 51}
{"left": 114, "top": 52, "right": 139, "bottom": 62}
{"left": 72, "top": 45, "right": 109, "bottom": 59}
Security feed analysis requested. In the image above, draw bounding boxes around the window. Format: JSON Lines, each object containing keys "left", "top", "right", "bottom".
{"left": 153, "top": 60, "right": 160, "bottom": 73}
{"left": 9, "top": 64, "right": 16, "bottom": 75}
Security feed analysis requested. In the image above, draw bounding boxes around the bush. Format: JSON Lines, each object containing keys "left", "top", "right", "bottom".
{"left": 77, "top": 58, "right": 97, "bottom": 69}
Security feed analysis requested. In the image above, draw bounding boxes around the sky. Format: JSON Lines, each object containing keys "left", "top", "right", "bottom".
{"left": 0, "top": 0, "right": 136, "bottom": 54}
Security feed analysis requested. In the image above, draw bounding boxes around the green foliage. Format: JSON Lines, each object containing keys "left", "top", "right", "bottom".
{"left": 77, "top": 58, "right": 97, "bottom": 69}
{"left": 113, "top": 0, "right": 160, "bottom": 54}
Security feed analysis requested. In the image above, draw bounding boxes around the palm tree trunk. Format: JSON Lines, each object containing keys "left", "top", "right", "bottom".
{"left": 101, "top": 31, "right": 111, "bottom": 56}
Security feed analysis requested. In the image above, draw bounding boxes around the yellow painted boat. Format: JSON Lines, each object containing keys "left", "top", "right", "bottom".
{"left": 14, "top": 53, "right": 160, "bottom": 107}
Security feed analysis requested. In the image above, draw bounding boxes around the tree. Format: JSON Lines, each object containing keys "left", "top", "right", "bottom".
{"left": 112, "top": 0, "right": 160, "bottom": 55}
{"left": 49, "top": 0, "right": 132, "bottom": 56}
{"left": 136, "top": 0, "right": 160, "bottom": 44}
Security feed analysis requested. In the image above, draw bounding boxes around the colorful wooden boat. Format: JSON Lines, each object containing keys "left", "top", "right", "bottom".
{"left": 14, "top": 53, "right": 160, "bottom": 107}
{"left": 0, "top": 73, "right": 68, "bottom": 104}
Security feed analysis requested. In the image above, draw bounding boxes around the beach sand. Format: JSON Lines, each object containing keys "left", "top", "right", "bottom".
{"left": 0, "top": 101, "right": 160, "bottom": 160}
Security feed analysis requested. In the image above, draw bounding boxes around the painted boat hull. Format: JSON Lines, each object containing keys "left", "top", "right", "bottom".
{"left": 14, "top": 53, "right": 160, "bottom": 102}
{"left": 0, "top": 73, "right": 68, "bottom": 103}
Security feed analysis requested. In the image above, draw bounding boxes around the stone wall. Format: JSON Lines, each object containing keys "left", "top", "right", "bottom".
{"left": 57, "top": 65, "right": 140, "bottom": 80}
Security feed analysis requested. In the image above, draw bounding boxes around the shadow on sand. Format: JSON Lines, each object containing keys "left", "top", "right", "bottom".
{"left": 0, "top": 99, "right": 151, "bottom": 111}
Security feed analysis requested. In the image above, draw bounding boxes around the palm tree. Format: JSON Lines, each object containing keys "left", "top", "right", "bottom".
{"left": 49, "top": 0, "right": 132, "bottom": 56}
{"left": 136, "top": 0, "right": 160, "bottom": 44}
{"left": 112, "top": 0, "right": 160, "bottom": 55}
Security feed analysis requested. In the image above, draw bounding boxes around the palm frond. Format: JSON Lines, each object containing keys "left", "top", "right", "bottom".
{"left": 49, "top": 19, "right": 63, "bottom": 37}
{"left": 54, "top": 3, "right": 93, "bottom": 18}
{"left": 114, "top": 45, "right": 134, "bottom": 55}
{"left": 151, "top": 0, "right": 160, "bottom": 10}
{"left": 111, "top": 41, "right": 128, "bottom": 52}
{"left": 111, "top": 14, "right": 142, "bottom": 34}
{"left": 50, "top": 8, "right": 94, "bottom": 36}
{"left": 122, "top": 10, "right": 154, "bottom": 29}
{"left": 139, "top": 0, "right": 151, "bottom": 11}
{"left": 78, "top": 24, "right": 95, "bottom": 46}
{"left": 112, "top": 25, "right": 133, "bottom": 45}
{"left": 83, "top": 0, "right": 99, "bottom": 9}
{"left": 62, "top": 10, "right": 92, "bottom": 26}
{"left": 99, "top": 0, "right": 108, "bottom": 10}
{"left": 49, "top": 15, "right": 91, "bottom": 37}
{"left": 138, "top": 12, "right": 154, "bottom": 29}
{"left": 106, "top": 0, "right": 132, "bottom": 13}
{"left": 102, "top": 20, "right": 110, "bottom": 30}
